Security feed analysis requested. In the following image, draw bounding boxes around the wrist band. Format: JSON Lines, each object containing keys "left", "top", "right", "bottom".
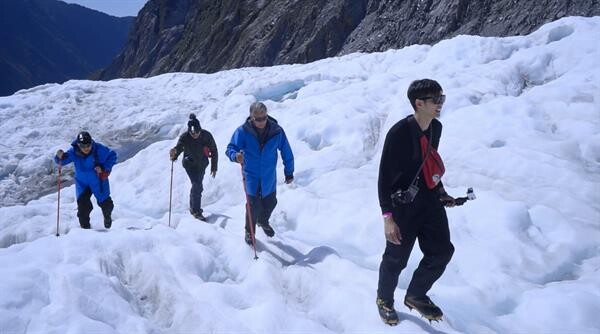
{"left": 383, "top": 212, "right": 392, "bottom": 218}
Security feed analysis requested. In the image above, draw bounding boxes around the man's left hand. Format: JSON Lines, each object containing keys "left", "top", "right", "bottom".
{"left": 211, "top": 170, "right": 217, "bottom": 178}
{"left": 285, "top": 175, "right": 294, "bottom": 184}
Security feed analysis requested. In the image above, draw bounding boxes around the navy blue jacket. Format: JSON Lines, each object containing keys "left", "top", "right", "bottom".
{"left": 226, "top": 116, "right": 294, "bottom": 197}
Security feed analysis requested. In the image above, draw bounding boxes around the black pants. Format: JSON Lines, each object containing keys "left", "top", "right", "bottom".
{"left": 245, "top": 192, "right": 277, "bottom": 233}
{"left": 377, "top": 193, "right": 454, "bottom": 303}
{"left": 185, "top": 168, "right": 205, "bottom": 214}
{"left": 77, "top": 187, "right": 114, "bottom": 229}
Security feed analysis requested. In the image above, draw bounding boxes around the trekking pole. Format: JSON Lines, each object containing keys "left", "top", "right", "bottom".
{"left": 240, "top": 163, "right": 259, "bottom": 260}
{"left": 168, "top": 160, "right": 174, "bottom": 227}
{"left": 56, "top": 164, "right": 62, "bottom": 237}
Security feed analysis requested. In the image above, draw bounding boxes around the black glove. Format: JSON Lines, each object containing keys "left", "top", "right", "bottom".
{"left": 285, "top": 175, "right": 294, "bottom": 184}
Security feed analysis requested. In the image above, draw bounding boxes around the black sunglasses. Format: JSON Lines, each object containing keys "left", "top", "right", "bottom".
{"left": 252, "top": 116, "right": 268, "bottom": 122}
{"left": 78, "top": 143, "right": 91, "bottom": 149}
{"left": 418, "top": 95, "right": 446, "bottom": 105}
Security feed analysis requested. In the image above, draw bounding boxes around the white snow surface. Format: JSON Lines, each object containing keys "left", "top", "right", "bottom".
{"left": 1, "top": 17, "right": 599, "bottom": 333}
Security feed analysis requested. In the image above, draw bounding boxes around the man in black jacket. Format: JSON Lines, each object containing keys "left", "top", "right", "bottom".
{"left": 170, "top": 114, "right": 218, "bottom": 221}
{"left": 376, "top": 79, "right": 457, "bottom": 325}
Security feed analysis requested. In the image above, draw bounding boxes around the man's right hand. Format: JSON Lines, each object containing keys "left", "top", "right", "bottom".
{"left": 56, "top": 149, "right": 64, "bottom": 160}
{"left": 384, "top": 216, "right": 402, "bottom": 245}
{"left": 169, "top": 148, "right": 177, "bottom": 161}
{"left": 235, "top": 152, "right": 244, "bottom": 164}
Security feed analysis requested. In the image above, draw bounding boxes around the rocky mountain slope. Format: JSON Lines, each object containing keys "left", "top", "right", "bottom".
{"left": 100, "top": 0, "right": 599, "bottom": 80}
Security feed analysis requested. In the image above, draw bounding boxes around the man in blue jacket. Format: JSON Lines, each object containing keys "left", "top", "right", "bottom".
{"left": 55, "top": 131, "right": 117, "bottom": 229}
{"left": 226, "top": 102, "right": 294, "bottom": 245}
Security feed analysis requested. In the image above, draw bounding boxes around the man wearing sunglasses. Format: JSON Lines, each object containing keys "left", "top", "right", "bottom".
{"left": 55, "top": 131, "right": 117, "bottom": 229}
{"left": 376, "top": 79, "right": 457, "bottom": 325}
{"left": 170, "top": 113, "right": 218, "bottom": 221}
{"left": 226, "top": 102, "right": 294, "bottom": 245}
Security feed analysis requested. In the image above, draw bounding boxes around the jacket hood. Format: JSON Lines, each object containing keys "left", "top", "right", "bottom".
{"left": 243, "top": 115, "right": 282, "bottom": 139}
{"left": 244, "top": 114, "right": 278, "bottom": 124}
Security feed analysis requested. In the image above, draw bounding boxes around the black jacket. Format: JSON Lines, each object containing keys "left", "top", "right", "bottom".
{"left": 378, "top": 115, "right": 443, "bottom": 214}
{"left": 173, "top": 129, "right": 218, "bottom": 172}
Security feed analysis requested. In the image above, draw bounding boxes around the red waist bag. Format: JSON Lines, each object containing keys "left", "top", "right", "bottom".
{"left": 420, "top": 135, "right": 445, "bottom": 189}
{"left": 203, "top": 146, "right": 212, "bottom": 157}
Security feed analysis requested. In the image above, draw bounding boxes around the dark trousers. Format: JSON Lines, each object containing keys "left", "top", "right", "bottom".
{"left": 377, "top": 194, "right": 454, "bottom": 303}
{"left": 77, "top": 187, "right": 114, "bottom": 229}
{"left": 185, "top": 168, "right": 205, "bottom": 214}
{"left": 245, "top": 192, "right": 277, "bottom": 233}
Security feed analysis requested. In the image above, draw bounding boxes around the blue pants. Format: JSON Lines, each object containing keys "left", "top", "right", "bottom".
{"left": 185, "top": 168, "right": 205, "bottom": 214}
{"left": 245, "top": 192, "right": 277, "bottom": 233}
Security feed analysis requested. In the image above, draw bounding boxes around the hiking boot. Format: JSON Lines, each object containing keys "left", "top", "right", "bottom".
{"left": 259, "top": 223, "right": 275, "bottom": 237}
{"left": 195, "top": 212, "right": 207, "bottom": 221}
{"left": 80, "top": 223, "right": 91, "bottom": 229}
{"left": 104, "top": 217, "right": 112, "bottom": 229}
{"left": 376, "top": 298, "right": 399, "bottom": 326}
{"left": 245, "top": 231, "right": 254, "bottom": 246}
{"left": 404, "top": 295, "right": 443, "bottom": 321}
{"left": 190, "top": 210, "right": 207, "bottom": 222}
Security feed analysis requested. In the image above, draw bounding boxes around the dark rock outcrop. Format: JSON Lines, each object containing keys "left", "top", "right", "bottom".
{"left": 0, "top": 0, "right": 133, "bottom": 96}
{"left": 341, "top": 0, "right": 599, "bottom": 54}
{"left": 99, "top": 0, "right": 600, "bottom": 80}
{"left": 101, "top": 0, "right": 368, "bottom": 78}
{"left": 97, "top": 0, "right": 192, "bottom": 79}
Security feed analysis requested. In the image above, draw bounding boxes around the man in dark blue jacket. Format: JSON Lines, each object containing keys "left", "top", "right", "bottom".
{"left": 226, "top": 102, "right": 294, "bottom": 245}
{"left": 55, "top": 131, "right": 117, "bottom": 229}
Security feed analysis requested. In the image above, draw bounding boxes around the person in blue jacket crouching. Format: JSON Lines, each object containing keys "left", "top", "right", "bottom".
{"left": 226, "top": 102, "right": 294, "bottom": 245}
{"left": 55, "top": 131, "right": 117, "bottom": 229}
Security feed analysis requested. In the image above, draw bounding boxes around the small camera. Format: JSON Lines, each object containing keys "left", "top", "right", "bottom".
{"left": 455, "top": 187, "right": 476, "bottom": 206}
{"left": 467, "top": 187, "right": 476, "bottom": 200}
{"left": 391, "top": 184, "right": 419, "bottom": 205}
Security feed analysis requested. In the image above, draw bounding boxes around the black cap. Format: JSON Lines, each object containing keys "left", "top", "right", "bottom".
{"left": 188, "top": 113, "right": 201, "bottom": 134}
{"left": 77, "top": 131, "right": 92, "bottom": 145}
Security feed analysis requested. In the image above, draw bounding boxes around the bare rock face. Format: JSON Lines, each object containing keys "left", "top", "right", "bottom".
{"left": 340, "top": 0, "right": 599, "bottom": 54}
{"left": 100, "top": 0, "right": 599, "bottom": 79}
{"left": 163, "top": 0, "right": 368, "bottom": 73}
{"left": 98, "top": 0, "right": 192, "bottom": 79}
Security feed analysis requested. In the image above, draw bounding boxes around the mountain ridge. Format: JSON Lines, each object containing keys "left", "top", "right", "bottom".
{"left": 99, "top": 0, "right": 600, "bottom": 80}
{"left": 0, "top": 0, "right": 134, "bottom": 96}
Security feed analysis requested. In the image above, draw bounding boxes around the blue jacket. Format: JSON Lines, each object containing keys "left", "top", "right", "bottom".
{"left": 54, "top": 140, "right": 117, "bottom": 202}
{"left": 226, "top": 116, "right": 294, "bottom": 197}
